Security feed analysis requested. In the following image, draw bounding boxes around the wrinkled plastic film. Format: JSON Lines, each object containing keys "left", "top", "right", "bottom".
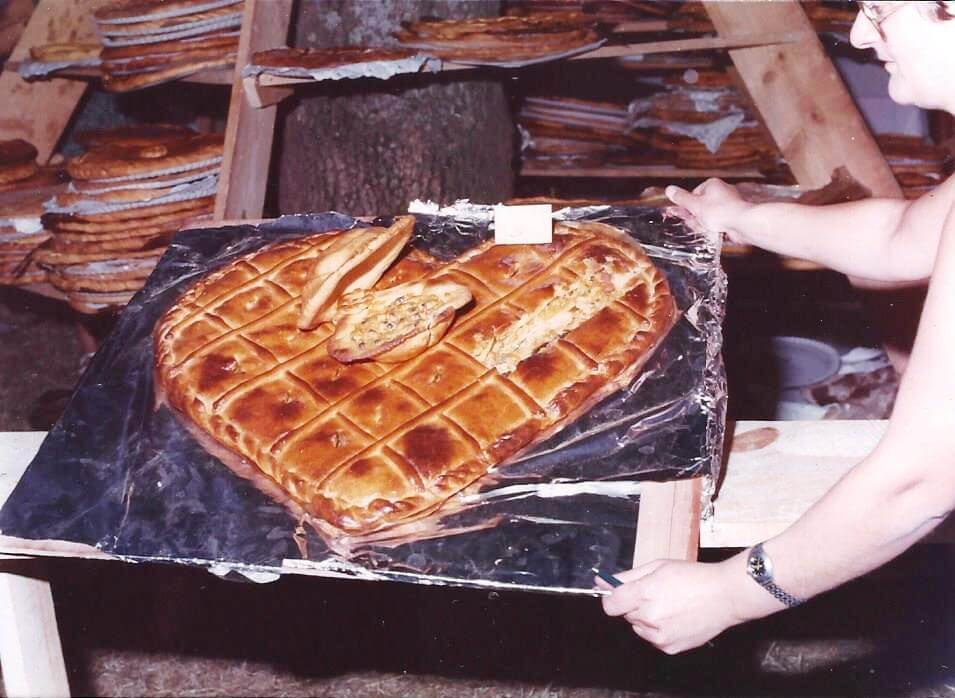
{"left": 0, "top": 207, "right": 726, "bottom": 594}
{"left": 242, "top": 55, "right": 439, "bottom": 82}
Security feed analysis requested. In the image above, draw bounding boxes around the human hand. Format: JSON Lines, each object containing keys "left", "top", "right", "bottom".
{"left": 596, "top": 559, "right": 747, "bottom": 655}
{"left": 664, "top": 179, "right": 754, "bottom": 244}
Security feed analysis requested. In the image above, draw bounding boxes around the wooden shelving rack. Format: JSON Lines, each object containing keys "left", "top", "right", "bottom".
{"left": 0, "top": 0, "right": 293, "bottom": 219}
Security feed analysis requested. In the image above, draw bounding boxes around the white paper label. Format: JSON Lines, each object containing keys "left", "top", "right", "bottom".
{"left": 493, "top": 204, "right": 553, "bottom": 245}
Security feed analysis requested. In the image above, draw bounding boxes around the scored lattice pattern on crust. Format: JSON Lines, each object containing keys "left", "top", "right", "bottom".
{"left": 154, "top": 221, "right": 676, "bottom": 535}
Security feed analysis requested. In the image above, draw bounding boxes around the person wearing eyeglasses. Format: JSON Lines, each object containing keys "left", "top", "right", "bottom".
{"left": 597, "top": 1, "right": 955, "bottom": 654}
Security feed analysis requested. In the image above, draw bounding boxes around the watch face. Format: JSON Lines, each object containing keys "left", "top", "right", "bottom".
{"left": 748, "top": 554, "right": 769, "bottom": 581}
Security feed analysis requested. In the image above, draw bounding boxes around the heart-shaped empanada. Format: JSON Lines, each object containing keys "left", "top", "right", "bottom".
{"left": 154, "top": 219, "right": 677, "bottom": 538}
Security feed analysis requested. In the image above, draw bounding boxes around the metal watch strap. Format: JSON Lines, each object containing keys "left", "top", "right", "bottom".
{"left": 757, "top": 579, "right": 804, "bottom": 609}
{"left": 747, "top": 542, "right": 805, "bottom": 609}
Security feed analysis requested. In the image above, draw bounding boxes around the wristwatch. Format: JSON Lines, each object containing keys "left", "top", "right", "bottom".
{"left": 746, "top": 542, "right": 804, "bottom": 608}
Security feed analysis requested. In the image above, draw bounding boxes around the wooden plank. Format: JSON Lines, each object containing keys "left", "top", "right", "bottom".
{"left": 242, "top": 73, "right": 293, "bottom": 109}
{"left": 702, "top": 420, "right": 887, "bottom": 548}
{"left": 252, "top": 32, "right": 809, "bottom": 92}
{"left": 612, "top": 20, "right": 670, "bottom": 33}
{"left": 0, "top": 0, "right": 109, "bottom": 162}
{"left": 703, "top": 0, "right": 901, "bottom": 197}
{"left": 214, "top": 0, "right": 292, "bottom": 220}
{"left": 634, "top": 478, "right": 702, "bottom": 566}
{"left": 0, "top": 430, "right": 66, "bottom": 696}
{"left": 0, "top": 569, "right": 69, "bottom": 698}
{"left": 0, "top": 432, "right": 43, "bottom": 510}
{"left": 564, "top": 33, "right": 807, "bottom": 61}
{"left": 521, "top": 164, "right": 765, "bottom": 179}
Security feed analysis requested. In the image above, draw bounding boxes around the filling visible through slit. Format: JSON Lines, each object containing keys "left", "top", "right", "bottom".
{"left": 473, "top": 257, "right": 640, "bottom": 374}
{"left": 351, "top": 293, "right": 440, "bottom": 350}
{"left": 329, "top": 279, "right": 473, "bottom": 363}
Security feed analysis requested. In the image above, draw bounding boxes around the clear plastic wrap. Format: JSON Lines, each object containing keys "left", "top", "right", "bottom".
{"left": 241, "top": 39, "right": 606, "bottom": 82}
{"left": 0, "top": 206, "right": 726, "bottom": 594}
{"left": 241, "top": 54, "right": 440, "bottom": 82}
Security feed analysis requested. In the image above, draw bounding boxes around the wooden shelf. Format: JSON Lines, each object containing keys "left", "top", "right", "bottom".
{"left": 7, "top": 61, "right": 234, "bottom": 86}
{"left": 520, "top": 164, "right": 766, "bottom": 179}
{"left": 250, "top": 31, "right": 810, "bottom": 95}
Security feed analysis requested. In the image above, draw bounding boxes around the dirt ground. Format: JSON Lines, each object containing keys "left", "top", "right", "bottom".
{"left": 0, "top": 272, "right": 953, "bottom": 697}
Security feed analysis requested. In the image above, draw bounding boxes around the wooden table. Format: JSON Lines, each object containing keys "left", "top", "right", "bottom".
{"left": 0, "top": 420, "right": 892, "bottom": 697}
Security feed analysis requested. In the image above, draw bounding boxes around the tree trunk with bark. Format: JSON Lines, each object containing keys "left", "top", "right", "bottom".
{"left": 274, "top": 0, "right": 515, "bottom": 216}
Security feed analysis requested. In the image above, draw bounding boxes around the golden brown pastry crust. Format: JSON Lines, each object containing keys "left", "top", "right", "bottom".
{"left": 76, "top": 124, "right": 196, "bottom": 149}
{"left": 0, "top": 264, "right": 46, "bottom": 286}
{"left": 46, "top": 207, "right": 211, "bottom": 233}
{"left": 0, "top": 161, "right": 38, "bottom": 186}
{"left": 101, "top": 54, "right": 236, "bottom": 92}
{"left": 53, "top": 256, "right": 158, "bottom": 286}
{"left": 70, "top": 164, "right": 218, "bottom": 194}
{"left": 33, "top": 244, "right": 167, "bottom": 265}
{"left": 0, "top": 166, "right": 67, "bottom": 194}
{"left": 102, "top": 42, "right": 238, "bottom": 73}
{"left": 55, "top": 184, "right": 189, "bottom": 207}
{"left": 154, "top": 220, "right": 677, "bottom": 538}
{"left": 95, "top": 0, "right": 241, "bottom": 23}
{"left": 98, "top": 4, "right": 240, "bottom": 35}
{"left": 29, "top": 43, "right": 101, "bottom": 62}
{"left": 49, "top": 271, "right": 149, "bottom": 293}
{"left": 66, "top": 288, "right": 136, "bottom": 312}
{"left": 52, "top": 221, "right": 185, "bottom": 243}
{"left": 0, "top": 139, "right": 38, "bottom": 168}
{"left": 394, "top": 12, "right": 601, "bottom": 62}
{"left": 400, "top": 13, "right": 596, "bottom": 40}
{"left": 43, "top": 197, "right": 214, "bottom": 227}
{"left": 252, "top": 46, "right": 420, "bottom": 70}
{"left": 51, "top": 229, "right": 175, "bottom": 253}
{"left": 0, "top": 230, "right": 50, "bottom": 249}
{"left": 66, "top": 135, "right": 223, "bottom": 180}
{"left": 100, "top": 30, "right": 239, "bottom": 60}
{"left": 0, "top": 140, "right": 39, "bottom": 185}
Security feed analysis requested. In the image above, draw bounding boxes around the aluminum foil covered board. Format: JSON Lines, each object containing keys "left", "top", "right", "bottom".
{"left": 0, "top": 207, "right": 727, "bottom": 594}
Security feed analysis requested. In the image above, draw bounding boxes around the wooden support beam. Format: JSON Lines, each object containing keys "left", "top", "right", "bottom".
{"left": 703, "top": 0, "right": 901, "bottom": 197}
{"left": 242, "top": 74, "right": 293, "bottom": 109}
{"left": 634, "top": 478, "right": 702, "bottom": 565}
{"left": 214, "top": 0, "right": 293, "bottom": 220}
{"left": 703, "top": 0, "right": 914, "bottom": 371}
{"left": 0, "top": 569, "right": 69, "bottom": 698}
{"left": 0, "top": 432, "right": 67, "bottom": 698}
{"left": 0, "top": 0, "right": 108, "bottom": 162}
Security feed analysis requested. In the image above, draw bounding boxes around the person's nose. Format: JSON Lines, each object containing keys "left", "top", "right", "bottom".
{"left": 849, "top": 10, "right": 879, "bottom": 49}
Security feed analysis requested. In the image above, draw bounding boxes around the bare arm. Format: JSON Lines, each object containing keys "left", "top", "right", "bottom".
{"left": 666, "top": 175, "right": 955, "bottom": 282}
{"left": 601, "top": 200, "right": 955, "bottom": 653}
{"left": 734, "top": 196, "right": 955, "bottom": 612}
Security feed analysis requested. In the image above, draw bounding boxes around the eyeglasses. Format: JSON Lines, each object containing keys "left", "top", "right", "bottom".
{"left": 856, "top": 1, "right": 906, "bottom": 38}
